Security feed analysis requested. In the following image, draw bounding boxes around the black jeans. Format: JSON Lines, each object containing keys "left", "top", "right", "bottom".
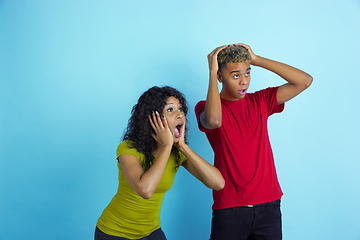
{"left": 210, "top": 200, "right": 282, "bottom": 240}
{"left": 95, "top": 226, "right": 167, "bottom": 240}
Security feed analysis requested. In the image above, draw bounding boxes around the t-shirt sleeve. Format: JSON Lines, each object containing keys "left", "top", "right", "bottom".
{"left": 116, "top": 141, "right": 142, "bottom": 160}
{"left": 260, "top": 87, "right": 284, "bottom": 116}
{"left": 194, "top": 100, "right": 210, "bottom": 132}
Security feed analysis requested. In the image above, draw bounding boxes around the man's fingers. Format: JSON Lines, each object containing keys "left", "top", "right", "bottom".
{"left": 215, "top": 45, "right": 228, "bottom": 54}
{"left": 208, "top": 45, "right": 229, "bottom": 64}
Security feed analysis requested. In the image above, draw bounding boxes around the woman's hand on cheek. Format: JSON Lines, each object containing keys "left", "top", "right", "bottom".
{"left": 148, "top": 111, "right": 174, "bottom": 148}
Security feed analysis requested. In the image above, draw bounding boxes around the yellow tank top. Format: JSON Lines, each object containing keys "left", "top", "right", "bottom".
{"left": 96, "top": 140, "right": 187, "bottom": 239}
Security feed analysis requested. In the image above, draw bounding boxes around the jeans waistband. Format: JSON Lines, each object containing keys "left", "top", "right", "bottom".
{"left": 245, "top": 199, "right": 281, "bottom": 208}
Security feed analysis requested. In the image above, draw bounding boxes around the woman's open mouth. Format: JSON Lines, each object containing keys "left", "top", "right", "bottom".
{"left": 174, "top": 123, "right": 183, "bottom": 138}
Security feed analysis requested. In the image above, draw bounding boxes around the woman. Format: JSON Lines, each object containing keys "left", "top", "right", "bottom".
{"left": 95, "top": 86, "right": 225, "bottom": 240}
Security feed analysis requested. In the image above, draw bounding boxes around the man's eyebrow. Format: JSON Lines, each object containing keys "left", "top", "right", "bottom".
{"left": 230, "top": 67, "right": 251, "bottom": 74}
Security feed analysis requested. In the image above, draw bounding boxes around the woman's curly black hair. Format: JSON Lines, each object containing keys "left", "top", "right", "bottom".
{"left": 122, "top": 86, "right": 189, "bottom": 171}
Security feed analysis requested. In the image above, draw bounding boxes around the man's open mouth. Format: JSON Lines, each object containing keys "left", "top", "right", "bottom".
{"left": 239, "top": 89, "right": 247, "bottom": 95}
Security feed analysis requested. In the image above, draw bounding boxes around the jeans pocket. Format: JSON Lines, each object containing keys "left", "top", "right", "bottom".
{"left": 212, "top": 208, "right": 233, "bottom": 219}
{"left": 269, "top": 204, "right": 281, "bottom": 218}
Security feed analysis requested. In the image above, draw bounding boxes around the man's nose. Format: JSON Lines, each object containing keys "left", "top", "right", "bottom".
{"left": 239, "top": 76, "right": 247, "bottom": 85}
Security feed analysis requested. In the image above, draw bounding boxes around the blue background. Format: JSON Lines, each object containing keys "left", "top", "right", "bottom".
{"left": 1, "top": 0, "right": 360, "bottom": 239}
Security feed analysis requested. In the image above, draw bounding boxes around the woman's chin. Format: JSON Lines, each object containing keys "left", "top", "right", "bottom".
{"left": 174, "top": 137, "right": 181, "bottom": 144}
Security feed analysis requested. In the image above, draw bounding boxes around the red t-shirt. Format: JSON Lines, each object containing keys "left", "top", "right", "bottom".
{"left": 195, "top": 87, "right": 284, "bottom": 210}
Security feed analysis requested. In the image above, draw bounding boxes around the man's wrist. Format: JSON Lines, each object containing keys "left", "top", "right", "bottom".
{"left": 209, "top": 70, "right": 218, "bottom": 81}
{"left": 251, "top": 55, "right": 263, "bottom": 66}
{"left": 209, "top": 68, "right": 218, "bottom": 75}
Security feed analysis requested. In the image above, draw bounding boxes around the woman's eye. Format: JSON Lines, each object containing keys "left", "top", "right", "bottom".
{"left": 234, "top": 75, "right": 239, "bottom": 79}
{"left": 166, "top": 108, "right": 173, "bottom": 112}
{"left": 179, "top": 107, "right": 183, "bottom": 112}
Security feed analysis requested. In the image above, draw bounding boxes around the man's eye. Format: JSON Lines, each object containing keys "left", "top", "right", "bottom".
{"left": 245, "top": 72, "right": 250, "bottom": 77}
{"left": 234, "top": 75, "right": 239, "bottom": 79}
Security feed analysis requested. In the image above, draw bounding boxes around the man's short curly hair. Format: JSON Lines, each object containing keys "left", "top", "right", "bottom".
{"left": 217, "top": 45, "right": 250, "bottom": 70}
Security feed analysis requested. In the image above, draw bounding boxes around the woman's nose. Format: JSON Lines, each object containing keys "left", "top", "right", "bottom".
{"left": 176, "top": 111, "right": 183, "bottom": 119}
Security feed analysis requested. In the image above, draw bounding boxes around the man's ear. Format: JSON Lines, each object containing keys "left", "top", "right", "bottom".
{"left": 217, "top": 71, "right": 222, "bottom": 83}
